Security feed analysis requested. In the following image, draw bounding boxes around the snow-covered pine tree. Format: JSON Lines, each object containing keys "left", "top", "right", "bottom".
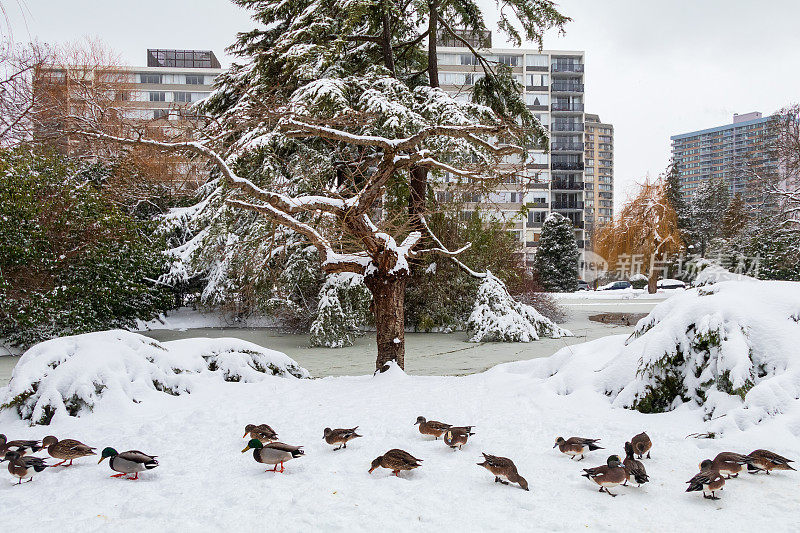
{"left": 309, "top": 273, "right": 372, "bottom": 347}
{"left": 687, "top": 178, "right": 730, "bottom": 257}
{"left": 532, "top": 213, "right": 579, "bottom": 292}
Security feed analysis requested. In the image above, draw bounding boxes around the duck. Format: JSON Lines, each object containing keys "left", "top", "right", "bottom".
{"left": 686, "top": 459, "right": 725, "bottom": 499}
{"left": 0, "top": 434, "right": 42, "bottom": 456}
{"left": 476, "top": 453, "right": 528, "bottom": 491}
{"left": 582, "top": 455, "right": 627, "bottom": 497}
{"left": 41, "top": 436, "right": 96, "bottom": 467}
{"left": 554, "top": 436, "right": 603, "bottom": 461}
{"left": 711, "top": 452, "right": 754, "bottom": 479}
{"left": 98, "top": 448, "right": 158, "bottom": 480}
{"left": 242, "top": 439, "right": 304, "bottom": 472}
{"left": 415, "top": 416, "right": 451, "bottom": 440}
{"left": 444, "top": 426, "right": 474, "bottom": 450}
{"left": 1, "top": 450, "right": 48, "bottom": 484}
{"left": 323, "top": 427, "right": 362, "bottom": 451}
{"left": 630, "top": 431, "right": 652, "bottom": 459}
{"left": 622, "top": 442, "right": 649, "bottom": 485}
{"left": 243, "top": 424, "right": 278, "bottom": 444}
{"left": 746, "top": 449, "right": 795, "bottom": 474}
{"left": 369, "top": 449, "right": 422, "bottom": 477}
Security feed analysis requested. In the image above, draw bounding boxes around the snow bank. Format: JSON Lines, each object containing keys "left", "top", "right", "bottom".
{"left": 468, "top": 274, "right": 572, "bottom": 342}
{"left": 0, "top": 330, "right": 309, "bottom": 424}
{"left": 540, "top": 279, "right": 800, "bottom": 433}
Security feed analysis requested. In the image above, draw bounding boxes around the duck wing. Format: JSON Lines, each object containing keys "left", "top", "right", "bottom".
{"left": 119, "top": 450, "right": 158, "bottom": 464}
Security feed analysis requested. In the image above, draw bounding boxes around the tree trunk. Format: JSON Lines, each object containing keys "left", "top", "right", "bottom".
{"left": 365, "top": 272, "right": 407, "bottom": 371}
{"left": 648, "top": 270, "right": 658, "bottom": 294}
{"left": 408, "top": 165, "right": 428, "bottom": 232}
{"left": 379, "top": 1, "right": 396, "bottom": 76}
{"left": 427, "top": 0, "right": 439, "bottom": 88}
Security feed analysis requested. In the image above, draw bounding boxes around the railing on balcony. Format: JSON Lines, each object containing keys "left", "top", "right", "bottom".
{"left": 551, "top": 122, "right": 584, "bottom": 132}
{"left": 551, "top": 142, "right": 584, "bottom": 152}
{"left": 551, "top": 82, "right": 584, "bottom": 92}
{"left": 551, "top": 181, "right": 584, "bottom": 190}
{"left": 551, "top": 63, "right": 584, "bottom": 73}
{"left": 551, "top": 201, "right": 585, "bottom": 209}
{"left": 551, "top": 161, "right": 584, "bottom": 170}
{"left": 552, "top": 102, "right": 585, "bottom": 112}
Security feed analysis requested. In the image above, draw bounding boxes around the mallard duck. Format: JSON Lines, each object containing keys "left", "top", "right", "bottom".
{"left": 630, "top": 431, "right": 652, "bottom": 459}
{"left": 41, "top": 436, "right": 96, "bottom": 466}
{"left": 0, "top": 434, "right": 42, "bottom": 456}
{"left": 242, "top": 439, "right": 303, "bottom": 472}
{"left": 323, "top": 427, "right": 362, "bottom": 451}
{"left": 414, "top": 416, "right": 451, "bottom": 440}
{"left": 369, "top": 449, "right": 422, "bottom": 476}
{"left": 581, "top": 455, "right": 627, "bottom": 497}
{"left": 477, "top": 453, "right": 528, "bottom": 491}
{"left": 554, "top": 436, "right": 603, "bottom": 461}
{"left": 98, "top": 448, "right": 158, "bottom": 480}
{"left": 686, "top": 459, "right": 725, "bottom": 499}
{"left": 1, "top": 451, "right": 48, "bottom": 484}
{"left": 243, "top": 424, "right": 278, "bottom": 444}
{"left": 711, "top": 452, "right": 754, "bottom": 479}
{"left": 622, "top": 442, "right": 649, "bottom": 485}
{"left": 747, "top": 449, "right": 795, "bottom": 474}
{"left": 443, "top": 426, "right": 474, "bottom": 450}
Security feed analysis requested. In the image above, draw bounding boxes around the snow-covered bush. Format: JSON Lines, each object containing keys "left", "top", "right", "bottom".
{"left": 629, "top": 273, "right": 648, "bottom": 289}
{"left": 309, "top": 273, "right": 372, "bottom": 348}
{"left": 0, "top": 330, "right": 309, "bottom": 424}
{"left": 468, "top": 273, "right": 571, "bottom": 342}
{"left": 531, "top": 213, "right": 580, "bottom": 292}
{"left": 543, "top": 278, "right": 800, "bottom": 431}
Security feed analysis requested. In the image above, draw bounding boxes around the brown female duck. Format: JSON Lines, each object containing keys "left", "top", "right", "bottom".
{"left": 477, "top": 453, "right": 528, "bottom": 491}
{"left": 41, "top": 436, "right": 96, "bottom": 466}
{"left": 369, "top": 449, "right": 422, "bottom": 477}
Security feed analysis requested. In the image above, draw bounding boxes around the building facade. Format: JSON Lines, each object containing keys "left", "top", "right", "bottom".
{"left": 435, "top": 35, "right": 586, "bottom": 266}
{"left": 670, "top": 112, "right": 779, "bottom": 204}
{"left": 583, "top": 113, "right": 614, "bottom": 248}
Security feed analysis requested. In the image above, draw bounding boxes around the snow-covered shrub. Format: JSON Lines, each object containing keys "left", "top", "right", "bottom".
{"left": 544, "top": 279, "right": 800, "bottom": 431}
{"left": 309, "top": 273, "right": 372, "bottom": 347}
{"left": 0, "top": 330, "right": 309, "bottom": 424}
{"left": 468, "top": 273, "right": 571, "bottom": 342}
{"left": 532, "top": 213, "right": 580, "bottom": 292}
{"left": 629, "top": 273, "right": 648, "bottom": 289}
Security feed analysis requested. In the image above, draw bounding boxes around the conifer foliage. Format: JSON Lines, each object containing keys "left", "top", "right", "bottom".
{"left": 532, "top": 213, "right": 579, "bottom": 292}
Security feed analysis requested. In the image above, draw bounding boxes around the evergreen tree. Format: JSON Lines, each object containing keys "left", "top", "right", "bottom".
{"left": 532, "top": 213, "right": 579, "bottom": 292}
{"left": 664, "top": 161, "right": 690, "bottom": 234}
{"left": 688, "top": 178, "right": 730, "bottom": 256}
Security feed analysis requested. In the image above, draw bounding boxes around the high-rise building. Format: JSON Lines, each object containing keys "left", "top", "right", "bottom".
{"left": 670, "top": 112, "right": 779, "bottom": 204}
{"left": 435, "top": 33, "right": 586, "bottom": 267}
{"left": 583, "top": 113, "right": 614, "bottom": 248}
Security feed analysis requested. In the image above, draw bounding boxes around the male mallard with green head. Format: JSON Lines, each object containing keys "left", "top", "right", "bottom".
{"left": 554, "top": 436, "right": 603, "bottom": 461}
{"left": 414, "top": 416, "right": 451, "bottom": 440}
{"left": 369, "top": 449, "right": 422, "bottom": 477}
{"left": 243, "top": 424, "right": 278, "bottom": 444}
{"left": 1, "top": 451, "right": 48, "bottom": 484}
{"left": 582, "top": 455, "right": 627, "bottom": 497}
{"left": 0, "top": 434, "right": 42, "bottom": 456}
{"left": 686, "top": 459, "right": 725, "bottom": 499}
{"left": 477, "top": 453, "right": 528, "bottom": 491}
{"left": 42, "top": 436, "right": 96, "bottom": 466}
{"left": 98, "top": 448, "right": 158, "bottom": 480}
{"left": 323, "top": 427, "right": 362, "bottom": 451}
{"left": 242, "top": 439, "right": 304, "bottom": 472}
{"left": 444, "top": 426, "right": 474, "bottom": 450}
{"left": 747, "top": 449, "right": 795, "bottom": 474}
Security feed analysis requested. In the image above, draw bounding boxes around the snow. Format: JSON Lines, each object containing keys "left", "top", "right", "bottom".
{"left": 0, "top": 330, "right": 308, "bottom": 424}
{"left": 1, "top": 333, "right": 798, "bottom": 531}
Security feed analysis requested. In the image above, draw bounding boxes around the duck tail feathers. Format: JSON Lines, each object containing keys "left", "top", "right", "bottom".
{"left": 588, "top": 443, "right": 603, "bottom": 451}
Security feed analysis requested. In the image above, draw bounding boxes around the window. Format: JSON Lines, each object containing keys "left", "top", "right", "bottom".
{"left": 153, "top": 109, "right": 169, "bottom": 119}
{"left": 460, "top": 54, "right": 480, "bottom": 66}
{"left": 149, "top": 92, "right": 166, "bottom": 102}
{"left": 496, "top": 55, "right": 521, "bottom": 67}
{"left": 174, "top": 92, "right": 192, "bottom": 103}
{"left": 526, "top": 73, "right": 549, "bottom": 87}
{"left": 525, "top": 93, "right": 549, "bottom": 106}
{"left": 526, "top": 54, "right": 548, "bottom": 67}
{"left": 139, "top": 73, "right": 162, "bottom": 84}
{"left": 185, "top": 75, "right": 204, "bottom": 85}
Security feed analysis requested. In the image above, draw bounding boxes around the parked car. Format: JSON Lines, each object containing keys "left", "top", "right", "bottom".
{"left": 597, "top": 280, "right": 632, "bottom": 291}
{"left": 576, "top": 280, "right": 590, "bottom": 291}
{"left": 657, "top": 278, "right": 686, "bottom": 289}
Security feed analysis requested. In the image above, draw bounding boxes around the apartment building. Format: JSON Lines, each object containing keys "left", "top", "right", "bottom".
{"left": 33, "top": 49, "right": 224, "bottom": 186}
{"left": 670, "top": 111, "right": 778, "bottom": 205}
{"left": 435, "top": 33, "right": 586, "bottom": 266}
{"left": 583, "top": 113, "right": 614, "bottom": 248}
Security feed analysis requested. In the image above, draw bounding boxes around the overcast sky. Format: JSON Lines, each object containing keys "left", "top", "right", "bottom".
{"left": 4, "top": 0, "right": 799, "bottom": 204}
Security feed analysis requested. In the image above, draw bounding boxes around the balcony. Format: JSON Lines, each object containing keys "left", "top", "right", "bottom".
{"left": 551, "top": 181, "right": 584, "bottom": 190}
{"left": 551, "top": 82, "right": 584, "bottom": 92}
{"left": 551, "top": 161, "right": 584, "bottom": 170}
{"left": 551, "top": 63, "right": 584, "bottom": 73}
{"left": 552, "top": 102, "right": 584, "bottom": 112}
{"left": 551, "top": 200, "right": 585, "bottom": 210}
{"left": 551, "top": 142, "right": 584, "bottom": 152}
{"left": 525, "top": 241, "right": 540, "bottom": 248}
{"left": 551, "top": 122, "right": 584, "bottom": 132}
{"left": 570, "top": 220, "right": 585, "bottom": 229}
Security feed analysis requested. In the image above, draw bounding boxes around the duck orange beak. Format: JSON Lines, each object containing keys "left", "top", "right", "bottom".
{"left": 368, "top": 467, "right": 376, "bottom": 474}
{"left": 241, "top": 445, "right": 251, "bottom": 453}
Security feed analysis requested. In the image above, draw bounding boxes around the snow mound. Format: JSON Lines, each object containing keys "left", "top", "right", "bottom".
{"left": 468, "top": 273, "right": 572, "bottom": 342}
{"left": 541, "top": 279, "right": 800, "bottom": 433}
{"left": 0, "top": 330, "right": 309, "bottom": 425}
{"left": 692, "top": 260, "right": 757, "bottom": 286}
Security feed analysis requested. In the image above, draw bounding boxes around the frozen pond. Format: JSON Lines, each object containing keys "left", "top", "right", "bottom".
{"left": 0, "top": 297, "right": 664, "bottom": 382}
